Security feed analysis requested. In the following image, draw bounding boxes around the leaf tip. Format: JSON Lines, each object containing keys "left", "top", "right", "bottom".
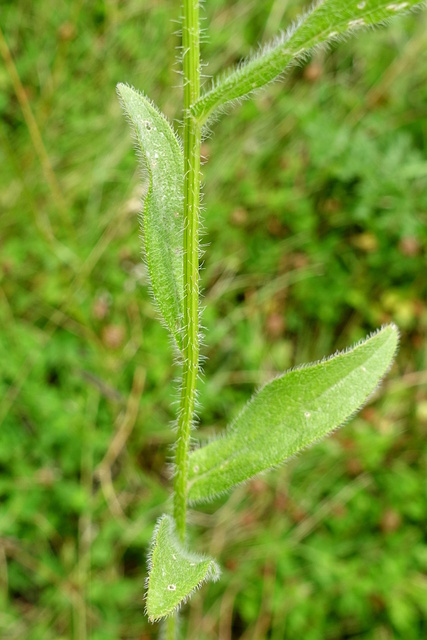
{"left": 116, "top": 81, "right": 129, "bottom": 100}
{"left": 375, "top": 321, "right": 400, "bottom": 354}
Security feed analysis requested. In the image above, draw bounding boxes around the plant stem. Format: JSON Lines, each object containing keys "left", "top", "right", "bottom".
{"left": 164, "top": 615, "right": 177, "bottom": 640}
{"left": 174, "top": 0, "right": 201, "bottom": 559}
{"left": 168, "top": 2, "right": 201, "bottom": 637}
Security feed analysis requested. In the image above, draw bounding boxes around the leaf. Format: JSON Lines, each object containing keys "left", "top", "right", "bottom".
{"left": 192, "top": 0, "right": 426, "bottom": 122}
{"left": 146, "top": 515, "right": 220, "bottom": 622}
{"left": 117, "top": 84, "right": 184, "bottom": 350}
{"left": 188, "top": 324, "right": 399, "bottom": 503}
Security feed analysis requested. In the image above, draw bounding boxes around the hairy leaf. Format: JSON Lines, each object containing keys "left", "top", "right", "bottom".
{"left": 192, "top": 0, "right": 425, "bottom": 122}
{"left": 188, "top": 324, "right": 399, "bottom": 503}
{"left": 146, "top": 515, "right": 220, "bottom": 621}
{"left": 117, "top": 84, "right": 184, "bottom": 350}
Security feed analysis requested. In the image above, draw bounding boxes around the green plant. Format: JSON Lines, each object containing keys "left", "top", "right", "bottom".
{"left": 117, "top": 0, "right": 424, "bottom": 636}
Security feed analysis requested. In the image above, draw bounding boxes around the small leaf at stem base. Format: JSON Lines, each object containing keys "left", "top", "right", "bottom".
{"left": 146, "top": 515, "right": 220, "bottom": 622}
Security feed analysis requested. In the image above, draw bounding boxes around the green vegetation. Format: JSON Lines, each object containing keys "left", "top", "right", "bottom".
{"left": 119, "top": 3, "right": 403, "bottom": 632}
{"left": 1, "top": 1, "right": 426, "bottom": 639}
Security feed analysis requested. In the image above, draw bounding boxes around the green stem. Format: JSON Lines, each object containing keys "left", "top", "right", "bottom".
{"left": 163, "top": 615, "right": 176, "bottom": 640}
{"left": 168, "top": 1, "right": 201, "bottom": 636}
{"left": 174, "top": 0, "right": 201, "bottom": 541}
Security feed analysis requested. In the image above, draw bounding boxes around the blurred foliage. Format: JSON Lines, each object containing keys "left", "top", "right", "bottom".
{"left": 0, "top": 0, "right": 426, "bottom": 638}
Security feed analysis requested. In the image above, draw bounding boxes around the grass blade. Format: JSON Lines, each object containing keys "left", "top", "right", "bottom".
{"left": 188, "top": 324, "right": 399, "bottom": 503}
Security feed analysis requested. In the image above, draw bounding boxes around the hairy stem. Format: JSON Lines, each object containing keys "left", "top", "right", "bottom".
{"left": 173, "top": 0, "right": 201, "bottom": 562}
{"left": 168, "top": 4, "right": 201, "bottom": 636}
{"left": 161, "top": 0, "right": 201, "bottom": 634}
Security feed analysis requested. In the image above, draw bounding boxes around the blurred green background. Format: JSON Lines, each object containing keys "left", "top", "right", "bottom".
{"left": 1, "top": 1, "right": 427, "bottom": 638}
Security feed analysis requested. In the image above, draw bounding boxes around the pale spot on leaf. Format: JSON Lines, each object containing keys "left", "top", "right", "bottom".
{"left": 387, "top": 2, "right": 409, "bottom": 9}
{"left": 348, "top": 18, "right": 365, "bottom": 27}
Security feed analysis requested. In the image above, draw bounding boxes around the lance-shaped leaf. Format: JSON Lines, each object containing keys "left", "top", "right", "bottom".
{"left": 192, "top": 0, "right": 425, "bottom": 122}
{"left": 188, "top": 324, "right": 399, "bottom": 503}
{"left": 117, "top": 84, "right": 184, "bottom": 350}
{"left": 146, "top": 515, "right": 220, "bottom": 622}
